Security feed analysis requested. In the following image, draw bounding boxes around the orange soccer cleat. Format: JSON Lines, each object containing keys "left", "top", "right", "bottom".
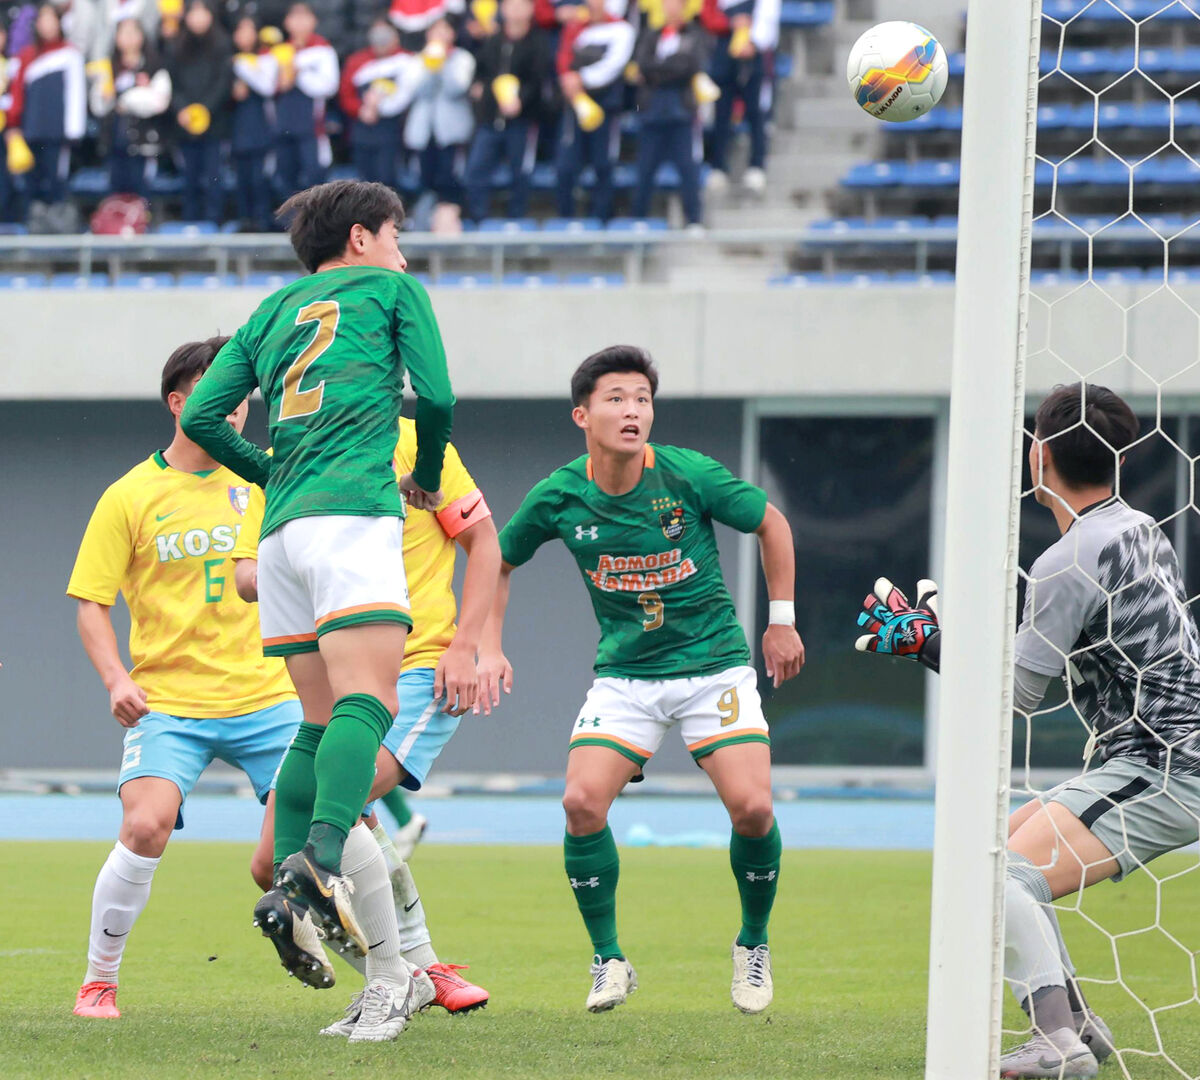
{"left": 425, "top": 963, "right": 489, "bottom": 1013}
{"left": 74, "top": 981, "right": 120, "bottom": 1019}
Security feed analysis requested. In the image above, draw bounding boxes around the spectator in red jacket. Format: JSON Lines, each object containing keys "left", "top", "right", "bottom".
{"left": 553, "top": 0, "right": 632, "bottom": 220}
{"left": 463, "top": 0, "right": 549, "bottom": 221}
{"left": 6, "top": 2, "right": 86, "bottom": 209}
{"left": 340, "top": 18, "right": 411, "bottom": 187}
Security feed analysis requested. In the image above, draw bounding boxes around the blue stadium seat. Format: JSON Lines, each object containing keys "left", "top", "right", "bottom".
{"left": 436, "top": 273, "right": 496, "bottom": 287}
{"left": 157, "top": 221, "right": 219, "bottom": 236}
{"left": 177, "top": 273, "right": 240, "bottom": 288}
{"left": 69, "top": 167, "right": 110, "bottom": 196}
{"left": 841, "top": 160, "right": 960, "bottom": 188}
{"left": 949, "top": 46, "right": 1200, "bottom": 79}
{"left": 606, "top": 217, "right": 670, "bottom": 232}
{"left": 478, "top": 218, "right": 539, "bottom": 233}
{"left": 50, "top": 273, "right": 109, "bottom": 288}
{"left": 779, "top": 1, "right": 834, "bottom": 27}
{"left": 115, "top": 273, "right": 176, "bottom": 289}
{"left": 541, "top": 217, "right": 604, "bottom": 233}
{"left": 501, "top": 272, "right": 559, "bottom": 286}
{"left": 530, "top": 163, "right": 557, "bottom": 190}
{"left": 0, "top": 223, "right": 29, "bottom": 235}
{"left": 245, "top": 272, "right": 300, "bottom": 288}
{"left": 0, "top": 273, "right": 47, "bottom": 288}
{"left": 1043, "top": 0, "right": 1199, "bottom": 21}
{"left": 564, "top": 273, "right": 626, "bottom": 287}
{"left": 146, "top": 173, "right": 185, "bottom": 196}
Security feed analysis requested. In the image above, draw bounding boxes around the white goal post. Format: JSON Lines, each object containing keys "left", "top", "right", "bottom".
{"left": 923, "top": 1, "right": 1042, "bottom": 1077}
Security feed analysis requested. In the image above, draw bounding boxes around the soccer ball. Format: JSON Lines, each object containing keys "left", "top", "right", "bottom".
{"left": 846, "top": 21, "right": 948, "bottom": 123}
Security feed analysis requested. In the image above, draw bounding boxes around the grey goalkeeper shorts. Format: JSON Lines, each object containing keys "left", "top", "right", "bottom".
{"left": 1046, "top": 757, "right": 1200, "bottom": 882}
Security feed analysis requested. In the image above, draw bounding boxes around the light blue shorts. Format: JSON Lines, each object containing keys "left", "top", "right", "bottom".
{"left": 118, "top": 700, "right": 302, "bottom": 829}
{"left": 382, "top": 668, "right": 460, "bottom": 791}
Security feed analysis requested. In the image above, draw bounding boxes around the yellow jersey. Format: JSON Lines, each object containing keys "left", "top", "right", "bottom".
{"left": 67, "top": 451, "right": 296, "bottom": 718}
{"left": 232, "top": 419, "right": 489, "bottom": 671}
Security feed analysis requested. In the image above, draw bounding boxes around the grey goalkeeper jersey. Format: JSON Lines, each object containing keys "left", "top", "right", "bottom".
{"left": 1014, "top": 501, "right": 1200, "bottom": 774}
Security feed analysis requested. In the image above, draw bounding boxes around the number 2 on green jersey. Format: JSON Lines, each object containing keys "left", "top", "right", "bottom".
{"left": 279, "top": 300, "right": 339, "bottom": 421}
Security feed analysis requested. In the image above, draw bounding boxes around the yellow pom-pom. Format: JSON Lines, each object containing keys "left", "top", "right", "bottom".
{"left": 692, "top": 71, "right": 720, "bottom": 104}
{"left": 270, "top": 42, "right": 296, "bottom": 67}
{"left": 492, "top": 73, "right": 519, "bottom": 107}
{"left": 259, "top": 26, "right": 284, "bottom": 46}
{"left": 571, "top": 91, "right": 604, "bottom": 132}
{"left": 180, "top": 103, "right": 211, "bottom": 135}
{"left": 7, "top": 131, "right": 34, "bottom": 174}
{"left": 471, "top": 0, "right": 498, "bottom": 32}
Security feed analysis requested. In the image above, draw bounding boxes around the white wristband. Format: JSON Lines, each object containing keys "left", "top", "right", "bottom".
{"left": 768, "top": 600, "right": 795, "bottom": 626}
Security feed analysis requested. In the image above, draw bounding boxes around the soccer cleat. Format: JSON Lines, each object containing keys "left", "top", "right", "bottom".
{"left": 252, "top": 888, "right": 335, "bottom": 989}
{"left": 74, "top": 981, "right": 120, "bottom": 1019}
{"left": 346, "top": 978, "right": 415, "bottom": 1043}
{"left": 585, "top": 955, "right": 637, "bottom": 1013}
{"left": 319, "top": 992, "right": 363, "bottom": 1037}
{"left": 275, "top": 847, "right": 368, "bottom": 957}
{"left": 730, "top": 942, "right": 773, "bottom": 1014}
{"left": 425, "top": 962, "right": 489, "bottom": 1013}
{"left": 392, "top": 813, "right": 428, "bottom": 862}
{"left": 1075, "top": 1009, "right": 1115, "bottom": 1065}
{"left": 999, "top": 1027, "right": 1099, "bottom": 1079}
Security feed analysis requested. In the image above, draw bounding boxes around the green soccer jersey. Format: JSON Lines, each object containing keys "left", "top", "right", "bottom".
{"left": 499, "top": 444, "right": 768, "bottom": 680}
{"left": 180, "top": 267, "right": 455, "bottom": 540}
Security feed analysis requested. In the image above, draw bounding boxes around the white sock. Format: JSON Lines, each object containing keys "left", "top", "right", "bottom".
{"left": 84, "top": 841, "right": 160, "bottom": 984}
{"left": 342, "top": 822, "right": 407, "bottom": 987}
{"left": 370, "top": 822, "right": 438, "bottom": 969}
{"left": 1005, "top": 857, "right": 1071, "bottom": 1032}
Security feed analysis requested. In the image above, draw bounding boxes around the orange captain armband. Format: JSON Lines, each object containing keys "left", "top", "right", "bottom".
{"left": 436, "top": 489, "right": 491, "bottom": 539}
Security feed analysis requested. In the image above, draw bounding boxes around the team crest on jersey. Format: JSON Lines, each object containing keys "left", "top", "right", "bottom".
{"left": 659, "top": 506, "right": 686, "bottom": 541}
{"left": 228, "top": 485, "right": 250, "bottom": 516}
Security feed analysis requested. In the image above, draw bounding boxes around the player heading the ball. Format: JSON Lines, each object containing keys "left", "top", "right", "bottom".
{"left": 856, "top": 383, "right": 1200, "bottom": 1079}
{"left": 478, "top": 345, "right": 805, "bottom": 1015}
{"left": 180, "top": 180, "right": 457, "bottom": 1026}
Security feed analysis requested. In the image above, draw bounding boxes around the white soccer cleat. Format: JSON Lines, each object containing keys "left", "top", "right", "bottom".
{"left": 585, "top": 955, "right": 637, "bottom": 1013}
{"left": 319, "top": 992, "right": 363, "bottom": 1038}
{"left": 409, "top": 967, "right": 436, "bottom": 1014}
{"left": 392, "top": 814, "right": 428, "bottom": 862}
{"left": 346, "top": 978, "right": 415, "bottom": 1043}
{"left": 1075, "top": 1009, "right": 1115, "bottom": 1065}
{"left": 731, "top": 942, "right": 773, "bottom": 1014}
{"left": 999, "top": 1027, "right": 1099, "bottom": 1079}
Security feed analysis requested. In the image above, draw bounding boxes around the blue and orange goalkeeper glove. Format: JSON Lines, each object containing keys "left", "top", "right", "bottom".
{"left": 855, "top": 577, "right": 941, "bottom": 672}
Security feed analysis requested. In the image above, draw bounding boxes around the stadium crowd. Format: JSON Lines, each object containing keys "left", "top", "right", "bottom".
{"left": 0, "top": 0, "right": 781, "bottom": 231}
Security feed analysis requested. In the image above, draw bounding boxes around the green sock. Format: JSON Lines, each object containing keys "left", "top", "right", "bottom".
{"left": 308, "top": 693, "right": 394, "bottom": 870}
{"left": 563, "top": 826, "right": 623, "bottom": 961}
{"left": 380, "top": 786, "right": 413, "bottom": 828}
{"left": 730, "top": 819, "right": 781, "bottom": 948}
{"left": 272, "top": 722, "right": 325, "bottom": 867}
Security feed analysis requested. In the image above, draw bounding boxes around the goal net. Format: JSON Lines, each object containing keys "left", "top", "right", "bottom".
{"left": 928, "top": 1, "right": 1200, "bottom": 1077}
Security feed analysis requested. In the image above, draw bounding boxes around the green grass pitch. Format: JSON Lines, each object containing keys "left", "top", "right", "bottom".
{"left": 3, "top": 841, "right": 1200, "bottom": 1078}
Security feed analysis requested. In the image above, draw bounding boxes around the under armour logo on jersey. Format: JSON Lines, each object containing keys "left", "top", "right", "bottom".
{"left": 575, "top": 525, "right": 599, "bottom": 541}
{"left": 744, "top": 870, "right": 776, "bottom": 883}
{"left": 570, "top": 876, "right": 600, "bottom": 889}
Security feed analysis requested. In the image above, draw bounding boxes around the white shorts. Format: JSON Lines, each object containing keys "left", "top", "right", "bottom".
{"left": 258, "top": 515, "right": 411, "bottom": 657}
{"left": 569, "top": 665, "right": 769, "bottom": 771}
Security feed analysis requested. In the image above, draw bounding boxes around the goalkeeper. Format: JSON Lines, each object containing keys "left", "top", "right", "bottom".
{"left": 856, "top": 383, "right": 1200, "bottom": 1080}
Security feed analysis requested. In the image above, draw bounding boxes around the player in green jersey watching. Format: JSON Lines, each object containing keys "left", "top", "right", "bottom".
{"left": 180, "top": 181, "right": 459, "bottom": 1031}
{"left": 478, "top": 345, "right": 805, "bottom": 1015}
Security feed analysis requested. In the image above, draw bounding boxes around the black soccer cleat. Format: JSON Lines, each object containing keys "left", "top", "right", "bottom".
{"left": 253, "top": 888, "right": 336, "bottom": 989}
{"left": 275, "top": 847, "right": 369, "bottom": 958}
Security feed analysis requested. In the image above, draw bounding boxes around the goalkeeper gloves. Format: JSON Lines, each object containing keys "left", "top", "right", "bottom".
{"left": 855, "top": 577, "right": 941, "bottom": 672}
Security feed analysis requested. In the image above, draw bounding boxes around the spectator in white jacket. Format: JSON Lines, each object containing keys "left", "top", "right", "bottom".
{"left": 89, "top": 17, "right": 170, "bottom": 196}
{"left": 404, "top": 16, "right": 474, "bottom": 209}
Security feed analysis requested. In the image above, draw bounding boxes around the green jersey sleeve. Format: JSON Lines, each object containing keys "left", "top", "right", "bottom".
{"left": 684, "top": 448, "right": 768, "bottom": 533}
{"left": 498, "top": 477, "right": 559, "bottom": 567}
{"left": 179, "top": 331, "right": 273, "bottom": 488}
{"left": 395, "top": 275, "right": 456, "bottom": 494}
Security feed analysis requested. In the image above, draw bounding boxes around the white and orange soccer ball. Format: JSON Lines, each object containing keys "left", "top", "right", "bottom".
{"left": 846, "top": 21, "right": 948, "bottom": 123}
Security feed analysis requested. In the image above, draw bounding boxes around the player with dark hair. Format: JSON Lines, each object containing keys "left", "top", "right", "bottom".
{"left": 479, "top": 344, "right": 805, "bottom": 1015}
{"left": 68, "top": 337, "right": 303, "bottom": 1020}
{"left": 180, "top": 179, "right": 457, "bottom": 1039}
{"left": 856, "top": 382, "right": 1200, "bottom": 1078}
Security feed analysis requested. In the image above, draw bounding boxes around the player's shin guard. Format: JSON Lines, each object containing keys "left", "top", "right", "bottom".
{"left": 273, "top": 722, "right": 325, "bottom": 867}
{"left": 85, "top": 842, "right": 159, "bottom": 984}
{"left": 341, "top": 822, "right": 407, "bottom": 987}
{"left": 730, "top": 820, "right": 781, "bottom": 948}
{"left": 564, "top": 826, "right": 623, "bottom": 961}
{"left": 1006, "top": 854, "right": 1074, "bottom": 1036}
{"left": 308, "top": 695, "right": 394, "bottom": 870}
